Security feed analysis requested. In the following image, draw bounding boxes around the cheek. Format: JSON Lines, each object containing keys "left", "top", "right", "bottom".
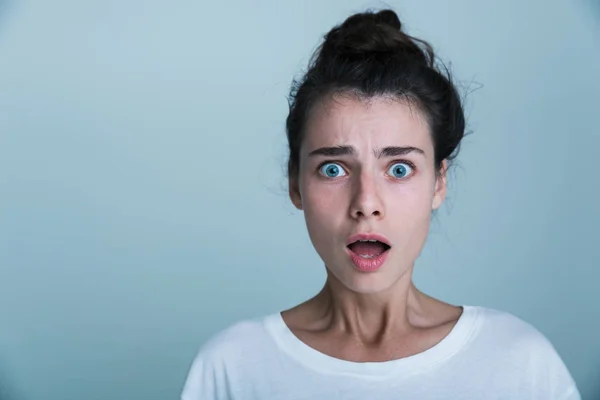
{"left": 390, "top": 175, "right": 435, "bottom": 207}
{"left": 300, "top": 179, "right": 348, "bottom": 246}
{"left": 388, "top": 181, "right": 435, "bottom": 233}
{"left": 303, "top": 180, "right": 346, "bottom": 222}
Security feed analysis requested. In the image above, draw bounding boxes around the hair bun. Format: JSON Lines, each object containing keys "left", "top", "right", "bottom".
{"left": 322, "top": 9, "right": 432, "bottom": 67}
{"left": 338, "top": 9, "right": 401, "bottom": 33}
{"left": 374, "top": 9, "right": 401, "bottom": 30}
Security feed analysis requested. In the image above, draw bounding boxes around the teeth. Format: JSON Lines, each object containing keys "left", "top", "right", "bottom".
{"left": 358, "top": 239, "right": 378, "bottom": 243}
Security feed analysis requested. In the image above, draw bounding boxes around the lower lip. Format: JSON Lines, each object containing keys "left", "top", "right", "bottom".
{"left": 347, "top": 248, "right": 390, "bottom": 272}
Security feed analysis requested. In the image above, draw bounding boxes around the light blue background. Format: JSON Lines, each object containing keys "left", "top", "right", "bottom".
{"left": 1, "top": 1, "right": 598, "bottom": 399}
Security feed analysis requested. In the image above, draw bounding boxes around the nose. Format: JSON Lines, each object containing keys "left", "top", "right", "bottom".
{"left": 349, "top": 172, "right": 384, "bottom": 220}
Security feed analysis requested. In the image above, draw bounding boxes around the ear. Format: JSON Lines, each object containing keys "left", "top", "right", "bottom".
{"left": 289, "top": 177, "right": 303, "bottom": 210}
{"left": 432, "top": 160, "right": 448, "bottom": 210}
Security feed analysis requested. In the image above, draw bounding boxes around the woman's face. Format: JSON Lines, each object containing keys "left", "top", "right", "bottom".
{"left": 290, "top": 95, "right": 446, "bottom": 294}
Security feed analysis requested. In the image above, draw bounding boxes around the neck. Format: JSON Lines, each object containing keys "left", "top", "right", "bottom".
{"left": 307, "top": 268, "right": 430, "bottom": 344}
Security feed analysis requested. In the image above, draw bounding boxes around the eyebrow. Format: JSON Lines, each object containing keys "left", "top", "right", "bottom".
{"left": 376, "top": 146, "right": 425, "bottom": 158}
{"left": 308, "top": 145, "right": 355, "bottom": 157}
{"left": 308, "top": 145, "right": 424, "bottom": 158}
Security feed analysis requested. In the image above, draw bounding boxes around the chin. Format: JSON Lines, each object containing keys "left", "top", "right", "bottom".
{"left": 345, "top": 278, "right": 397, "bottom": 295}
{"left": 326, "top": 262, "right": 401, "bottom": 295}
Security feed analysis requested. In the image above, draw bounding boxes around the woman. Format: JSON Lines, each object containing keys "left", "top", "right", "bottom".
{"left": 181, "top": 9, "right": 580, "bottom": 399}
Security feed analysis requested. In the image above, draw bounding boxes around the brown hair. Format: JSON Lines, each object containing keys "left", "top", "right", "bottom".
{"left": 285, "top": 9, "right": 466, "bottom": 181}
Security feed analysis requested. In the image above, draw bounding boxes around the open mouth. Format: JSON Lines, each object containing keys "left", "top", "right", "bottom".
{"left": 347, "top": 239, "right": 391, "bottom": 259}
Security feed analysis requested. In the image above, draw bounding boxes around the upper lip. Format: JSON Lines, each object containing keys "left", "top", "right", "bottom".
{"left": 346, "top": 233, "right": 391, "bottom": 247}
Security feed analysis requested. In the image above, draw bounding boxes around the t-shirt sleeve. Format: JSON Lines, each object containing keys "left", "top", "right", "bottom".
{"left": 479, "top": 308, "right": 581, "bottom": 399}
{"left": 558, "top": 386, "right": 581, "bottom": 400}
{"left": 524, "top": 330, "right": 581, "bottom": 399}
{"left": 180, "top": 349, "right": 227, "bottom": 400}
{"left": 180, "top": 319, "right": 266, "bottom": 400}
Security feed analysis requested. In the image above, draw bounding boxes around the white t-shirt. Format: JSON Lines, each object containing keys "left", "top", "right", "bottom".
{"left": 181, "top": 306, "right": 580, "bottom": 399}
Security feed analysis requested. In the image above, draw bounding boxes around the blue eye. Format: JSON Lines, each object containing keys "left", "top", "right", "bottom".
{"left": 388, "top": 162, "right": 413, "bottom": 179}
{"left": 319, "top": 163, "right": 346, "bottom": 178}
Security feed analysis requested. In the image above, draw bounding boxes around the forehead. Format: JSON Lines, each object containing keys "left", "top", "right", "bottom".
{"left": 302, "top": 94, "right": 432, "bottom": 154}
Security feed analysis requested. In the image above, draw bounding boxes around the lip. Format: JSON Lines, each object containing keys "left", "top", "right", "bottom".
{"left": 346, "top": 233, "right": 391, "bottom": 247}
{"left": 345, "top": 246, "right": 390, "bottom": 272}
{"left": 345, "top": 233, "right": 391, "bottom": 272}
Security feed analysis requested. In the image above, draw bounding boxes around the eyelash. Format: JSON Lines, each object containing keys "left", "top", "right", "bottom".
{"left": 395, "top": 160, "right": 417, "bottom": 173}
{"left": 316, "top": 160, "right": 417, "bottom": 177}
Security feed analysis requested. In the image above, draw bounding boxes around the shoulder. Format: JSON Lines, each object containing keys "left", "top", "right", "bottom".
{"left": 181, "top": 314, "right": 277, "bottom": 399}
{"left": 468, "top": 306, "right": 579, "bottom": 396}
{"left": 192, "top": 314, "right": 275, "bottom": 364}
{"left": 471, "top": 306, "right": 555, "bottom": 351}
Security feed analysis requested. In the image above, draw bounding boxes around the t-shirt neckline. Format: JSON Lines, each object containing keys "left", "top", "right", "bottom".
{"left": 263, "top": 305, "right": 480, "bottom": 379}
